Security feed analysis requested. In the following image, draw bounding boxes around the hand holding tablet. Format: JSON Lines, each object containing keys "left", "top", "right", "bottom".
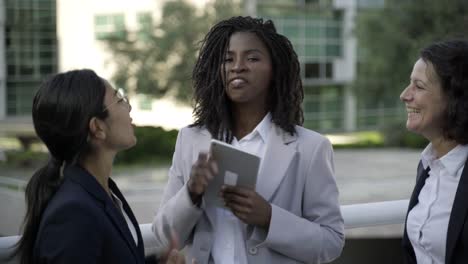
{"left": 204, "top": 139, "right": 261, "bottom": 207}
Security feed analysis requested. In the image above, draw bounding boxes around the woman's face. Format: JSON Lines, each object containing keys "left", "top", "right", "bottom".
{"left": 100, "top": 81, "right": 136, "bottom": 151}
{"left": 400, "top": 58, "right": 447, "bottom": 141}
{"left": 222, "top": 31, "right": 273, "bottom": 108}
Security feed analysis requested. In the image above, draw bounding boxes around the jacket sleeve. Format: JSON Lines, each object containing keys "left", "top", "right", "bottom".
{"left": 36, "top": 202, "right": 103, "bottom": 264}
{"left": 254, "top": 138, "right": 345, "bottom": 263}
{"left": 152, "top": 128, "right": 204, "bottom": 254}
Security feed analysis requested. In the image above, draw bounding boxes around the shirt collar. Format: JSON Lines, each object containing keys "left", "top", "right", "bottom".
{"left": 420, "top": 143, "right": 435, "bottom": 170}
{"left": 234, "top": 112, "right": 273, "bottom": 143}
{"left": 110, "top": 190, "right": 123, "bottom": 210}
{"left": 421, "top": 143, "right": 468, "bottom": 176}
{"left": 256, "top": 112, "right": 272, "bottom": 143}
{"left": 241, "top": 112, "right": 272, "bottom": 143}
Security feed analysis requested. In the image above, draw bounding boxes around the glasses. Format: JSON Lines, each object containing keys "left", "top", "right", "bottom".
{"left": 102, "top": 88, "right": 130, "bottom": 112}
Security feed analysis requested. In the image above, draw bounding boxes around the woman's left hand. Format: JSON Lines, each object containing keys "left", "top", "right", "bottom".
{"left": 220, "top": 185, "right": 272, "bottom": 228}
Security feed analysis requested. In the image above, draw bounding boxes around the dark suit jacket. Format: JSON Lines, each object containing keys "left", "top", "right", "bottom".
{"left": 403, "top": 159, "right": 468, "bottom": 264}
{"left": 33, "top": 165, "right": 146, "bottom": 264}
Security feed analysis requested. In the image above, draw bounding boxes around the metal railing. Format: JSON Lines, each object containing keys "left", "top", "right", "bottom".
{"left": 0, "top": 177, "right": 25, "bottom": 195}
{"left": 0, "top": 199, "right": 409, "bottom": 263}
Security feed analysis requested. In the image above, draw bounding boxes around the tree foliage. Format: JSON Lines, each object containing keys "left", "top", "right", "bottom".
{"left": 101, "top": 0, "right": 241, "bottom": 103}
{"left": 355, "top": 0, "right": 468, "bottom": 108}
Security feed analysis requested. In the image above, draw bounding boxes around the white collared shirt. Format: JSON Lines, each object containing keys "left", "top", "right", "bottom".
{"left": 111, "top": 191, "right": 139, "bottom": 246}
{"left": 407, "top": 144, "right": 468, "bottom": 264}
{"left": 211, "top": 113, "right": 272, "bottom": 264}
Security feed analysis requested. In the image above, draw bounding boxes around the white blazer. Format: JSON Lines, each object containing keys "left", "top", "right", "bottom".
{"left": 152, "top": 124, "right": 344, "bottom": 263}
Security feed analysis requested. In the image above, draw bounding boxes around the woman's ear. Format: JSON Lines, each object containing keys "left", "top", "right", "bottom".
{"left": 88, "top": 117, "right": 106, "bottom": 140}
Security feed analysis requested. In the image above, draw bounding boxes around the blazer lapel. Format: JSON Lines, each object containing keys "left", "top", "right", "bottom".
{"left": 408, "top": 162, "right": 430, "bottom": 212}
{"left": 193, "top": 129, "right": 217, "bottom": 230}
{"left": 109, "top": 179, "right": 145, "bottom": 261}
{"left": 104, "top": 195, "right": 141, "bottom": 261}
{"left": 402, "top": 161, "right": 429, "bottom": 261}
{"left": 445, "top": 158, "right": 468, "bottom": 263}
{"left": 256, "top": 125, "right": 297, "bottom": 201}
{"left": 66, "top": 165, "right": 140, "bottom": 262}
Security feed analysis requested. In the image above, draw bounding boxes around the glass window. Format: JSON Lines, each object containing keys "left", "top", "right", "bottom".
{"left": 304, "top": 62, "right": 333, "bottom": 79}
{"left": 261, "top": 13, "right": 343, "bottom": 61}
{"left": 94, "top": 14, "right": 126, "bottom": 40}
{"left": 326, "top": 26, "right": 341, "bottom": 39}
{"left": 305, "top": 44, "right": 322, "bottom": 57}
{"left": 305, "top": 0, "right": 320, "bottom": 5}
{"left": 326, "top": 44, "right": 341, "bottom": 57}
{"left": 137, "top": 12, "right": 153, "bottom": 41}
{"left": 305, "top": 63, "right": 320, "bottom": 78}
{"left": 137, "top": 12, "right": 152, "bottom": 26}
{"left": 305, "top": 26, "right": 321, "bottom": 39}
{"left": 95, "top": 15, "right": 107, "bottom": 26}
{"left": 283, "top": 25, "right": 301, "bottom": 38}
{"left": 40, "top": 64, "right": 54, "bottom": 75}
{"left": 5, "top": 0, "right": 57, "bottom": 116}
{"left": 7, "top": 65, "right": 16, "bottom": 76}
{"left": 303, "top": 85, "right": 344, "bottom": 132}
{"left": 325, "top": 62, "right": 333, "bottom": 78}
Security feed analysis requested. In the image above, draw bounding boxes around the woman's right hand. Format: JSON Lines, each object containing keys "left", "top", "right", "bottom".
{"left": 187, "top": 152, "right": 218, "bottom": 206}
{"left": 165, "top": 250, "right": 199, "bottom": 264}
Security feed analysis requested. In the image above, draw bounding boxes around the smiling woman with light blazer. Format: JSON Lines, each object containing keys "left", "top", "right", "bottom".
{"left": 401, "top": 39, "right": 468, "bottom": 264}
{"left": 152, "top": 16, "right": 344, "bottom": 264}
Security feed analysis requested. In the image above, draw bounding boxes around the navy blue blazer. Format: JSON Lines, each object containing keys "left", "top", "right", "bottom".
{"left": 403, "top": 159, "right": 468, "bottom": 264}
{"left": 33, "top": 165, "right": 146, "bottom": 264}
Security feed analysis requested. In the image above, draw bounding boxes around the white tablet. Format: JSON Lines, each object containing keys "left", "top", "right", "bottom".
{"left": 205, "top": 139, "right": 261, "bottom": 207}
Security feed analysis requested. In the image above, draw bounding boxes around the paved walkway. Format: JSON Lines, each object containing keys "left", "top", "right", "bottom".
{"left": 0, "top": 148, "right": 422, "bottom": 237}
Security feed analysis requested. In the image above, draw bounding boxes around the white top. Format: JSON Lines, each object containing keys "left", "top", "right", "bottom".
{"left": 111, "top": 191, "right": 139, "bottom": 246}
{"left": 211, "top": 113, "right": 272, "bottom": 264}
{"left": 407, "top": 144, "right": 468, "bottom": 264}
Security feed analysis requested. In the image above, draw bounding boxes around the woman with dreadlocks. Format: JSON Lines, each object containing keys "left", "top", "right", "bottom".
{"left": 152, "top": 16, "right": 344, "bottom": 263}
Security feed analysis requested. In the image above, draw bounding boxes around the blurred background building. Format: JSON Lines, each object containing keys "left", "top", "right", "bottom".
{"left": 6, "top": 1, "right": 467, "bottom": 263}
{"left": 0, "top": 0, "right": 57, "bottom": 142}
{"left": 0, "top": 0, "right": 400, "bottom": 137}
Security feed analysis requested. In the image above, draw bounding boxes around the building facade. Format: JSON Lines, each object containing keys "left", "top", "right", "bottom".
{"left": 5, "top": 0, "right": 57, "bottom": 117}
{"left": 0, "top": 0, "right": 403, "bottom": 134}
{"left": 254, "top": 0, "right": 397, "bottom": 132}
{"left": 0, "top": 0, "right": 57, "bottom": 137}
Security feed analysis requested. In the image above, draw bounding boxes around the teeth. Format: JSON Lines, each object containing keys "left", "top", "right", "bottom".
{"left": 407, "top": 108, "right": 420, "bottom": 113}
{"left": 231, "top": 79, "right": 246, "bottom": 87}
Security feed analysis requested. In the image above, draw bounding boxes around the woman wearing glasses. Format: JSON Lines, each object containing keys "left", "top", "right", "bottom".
{"left": 11, "top": 70, "right": 184, "bottom": 264}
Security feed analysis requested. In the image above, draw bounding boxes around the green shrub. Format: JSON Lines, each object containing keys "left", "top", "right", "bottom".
{"left": 383, "top": 122, "right": 428, "bottom": 148}
{"left": 115, "top": 126, "right": 178, "bottom": 164}
{"left": 2, "top": 150, "right": 48, "bottom": 168}
{"left": 331, "top": 131, "right": 385, "bottom": 149}
{"left": 0, "top": 126, "right": 178, "bottom": 168}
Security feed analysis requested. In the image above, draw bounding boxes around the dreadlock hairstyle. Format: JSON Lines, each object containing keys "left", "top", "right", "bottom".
{"left": 191, "top": 16, "right": 304, "bottom": 143}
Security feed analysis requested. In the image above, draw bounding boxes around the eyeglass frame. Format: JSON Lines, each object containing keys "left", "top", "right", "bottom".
{"left": 102, "top": 88, "right": 130, "bottom": 113}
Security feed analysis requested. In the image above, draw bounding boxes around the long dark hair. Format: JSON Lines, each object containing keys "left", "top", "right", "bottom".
{"left": 191, "top": 16, "right": 303, "bottom": 142}
{"left": 420, "top": 39, "right": 468, "bottom": 144}
{"left": 12, "top": 69, "right": 108, "bottom": 264}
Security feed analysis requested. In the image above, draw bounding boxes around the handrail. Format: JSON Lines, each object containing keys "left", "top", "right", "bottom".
{"left": 0, "top": 177, "right": 25, "bottom": 193}
{"left": 0, "top": 199, "right": 409, "bottom": 263}
{"left": 341, "top": 199, "right": 408, "bottom": 229}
